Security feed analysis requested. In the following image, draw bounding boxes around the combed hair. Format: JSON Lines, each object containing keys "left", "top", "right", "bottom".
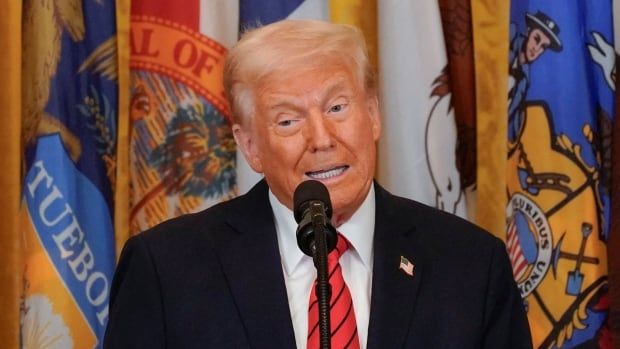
{"left": 223, "top": 19, "right": 375, "bottom": 124}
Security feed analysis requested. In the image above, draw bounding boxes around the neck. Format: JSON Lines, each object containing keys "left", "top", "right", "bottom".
{"left": 332, "top": 212, "right": 352, "bottom": 228}
{"left": 331, "top": 183, "right": 374, "bottom": 227}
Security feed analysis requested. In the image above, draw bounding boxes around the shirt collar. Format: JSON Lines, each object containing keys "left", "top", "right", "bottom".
{"left": 270, "top": 184, "right": 376, "bottom": 277}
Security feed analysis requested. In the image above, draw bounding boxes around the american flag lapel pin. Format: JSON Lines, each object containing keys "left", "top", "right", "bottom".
{"left": 399, "top": 256, "right": 415, "bottom": 277}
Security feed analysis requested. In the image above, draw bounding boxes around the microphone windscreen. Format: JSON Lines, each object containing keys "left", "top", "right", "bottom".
{"left": 293, "top": 180, "right": 332, "bottom": 222}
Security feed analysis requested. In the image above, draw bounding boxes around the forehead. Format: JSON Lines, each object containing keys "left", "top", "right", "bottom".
{"left": 256, "top": 63, "right": 360, "bottom": 102}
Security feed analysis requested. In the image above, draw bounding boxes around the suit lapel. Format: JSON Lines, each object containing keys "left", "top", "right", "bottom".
{"left": 217, "top": 181, "right": 296, "bottom": 348}
{"left": 367, "top": 185, "right": 425, "bottom": 349}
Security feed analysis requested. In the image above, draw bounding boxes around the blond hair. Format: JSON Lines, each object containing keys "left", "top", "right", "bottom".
{"left": 223, "top": 19, "right": 375, "bottom": 124}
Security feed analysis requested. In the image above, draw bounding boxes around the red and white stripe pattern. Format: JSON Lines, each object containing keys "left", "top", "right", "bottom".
{"left": 506, "top": 218, "right": 528, "bottom": 281}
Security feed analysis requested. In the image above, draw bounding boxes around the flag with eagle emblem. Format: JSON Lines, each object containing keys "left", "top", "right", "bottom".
{"left": 20, "top": 0, "right": 119, "bottom": 347}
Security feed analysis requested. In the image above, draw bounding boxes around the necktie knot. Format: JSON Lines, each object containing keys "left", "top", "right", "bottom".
{"left": 330, "top": 233, "right": 350, "bottom": 262}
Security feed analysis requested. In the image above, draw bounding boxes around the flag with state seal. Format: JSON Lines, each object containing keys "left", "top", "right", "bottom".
{"left": 377, "top": 1, "right": 469, "bottom": 219}
{"left": 506, "top": 1, "right": 614, "bottom": 347}
{"left": 128, "top": 0, "right": 239, "bottom": 234}
{"left": 20, "top": 0, "right": 119, "bottom": 347}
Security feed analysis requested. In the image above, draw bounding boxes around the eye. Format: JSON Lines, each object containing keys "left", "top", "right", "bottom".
{"left": 273, "top": 114, "right": 302, "bottom": 136}
{"left": 328, "top": 103, "right": 346, "bottom": 113}
{"left": 273, "top": 110, "right": 299, "bottom": 127}
{"left": 534, "top": 34, "right": 541, "bottom": 44}
{"left": 278, "top": 119, "right": 293, "bottom": 127}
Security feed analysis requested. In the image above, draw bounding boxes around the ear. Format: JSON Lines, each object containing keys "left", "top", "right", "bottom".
{"left": 367, "top": 94, "right": 382, "bottom": 141}
{"left": 232, "top": 123, "right": 264, "bottom": 173}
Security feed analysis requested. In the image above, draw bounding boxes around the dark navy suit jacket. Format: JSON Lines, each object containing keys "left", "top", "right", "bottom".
{"left": 104, "top": 180, "right": 532, "bottom": 348}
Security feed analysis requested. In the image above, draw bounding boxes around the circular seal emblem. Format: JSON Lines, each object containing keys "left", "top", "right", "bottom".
{"left": 505, "top": 193, "right": 553, "bottom": 297}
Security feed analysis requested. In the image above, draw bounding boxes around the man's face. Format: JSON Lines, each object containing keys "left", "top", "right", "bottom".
{"left": 524, "top": 28, "right": 551, "bottom": 63}
{"left": 234, "top": 62, "right": 381, "bottom": 224}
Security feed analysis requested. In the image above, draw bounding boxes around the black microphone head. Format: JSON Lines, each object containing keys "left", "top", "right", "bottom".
{"left": 293, "top": 180, "right": 333, "bottom": 222}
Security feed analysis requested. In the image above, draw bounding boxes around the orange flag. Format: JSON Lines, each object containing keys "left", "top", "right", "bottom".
{"left": 128, "top": 0, "right": 238, "bottom": 234}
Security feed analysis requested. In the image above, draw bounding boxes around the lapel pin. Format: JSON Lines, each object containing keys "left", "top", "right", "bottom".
{"left": 399, "top": 256, "right": 415, "bottom": 277}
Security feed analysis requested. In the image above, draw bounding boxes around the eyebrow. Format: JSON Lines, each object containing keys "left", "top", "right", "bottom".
{"left": 261, "top": 87, "right": 306, "bottom": 110}
{"left": 264, "top": 76, "right": 352, "bottom": 111}
{"left": 321, "top": 78, "right": 349, "bottom": 101}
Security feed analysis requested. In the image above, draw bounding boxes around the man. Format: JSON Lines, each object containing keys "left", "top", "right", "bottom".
{"left": 104, "top": 20, "right": 531, "bottom": 348}
{"left": 508, "top": 11, "right": 562, "bottom": 145}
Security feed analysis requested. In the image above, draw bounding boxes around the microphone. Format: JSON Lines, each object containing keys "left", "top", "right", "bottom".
{"left": 293, "top": 180, "right": 337, "bottom": 257}
{"left": 294, "top": 179, "right": 337, "bottom": 349}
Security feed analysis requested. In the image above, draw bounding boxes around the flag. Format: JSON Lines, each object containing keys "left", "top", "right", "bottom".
{"left": 20, "top": 0, "right": 119, "bottom": 346}
{"left": 114, "top": 0, "right": 131, "bottom": 257}
{"left": 0, "top": 0, "right": 22, "bottom": 346}
{"left": 377, "top": 1, "right": 468, "bottom": 218}
{"left": 506, "top": 2, "right": 613, "bottom": 347}
{"left": 328, "top": 0, "right": 378, "bottom": 70}
{"left": 236, "top": 0, "right": 329, "bottom": 194}
{"left": 128, "top": 0, "right": 238, "bottom": 234}
{"left": 399, "top": 256, "right": 414, "bottom": 277}
{"left": 607, "top": 0, "right": 620, "bottom": 344}
{"left": 437, "top": 0, "right": 477, "bottom": 219}
{"left": 471, "top": 0, "right": 509, "bottom": 238}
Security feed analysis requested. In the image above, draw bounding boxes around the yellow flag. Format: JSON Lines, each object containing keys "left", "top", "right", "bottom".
{"left": 328, "top": 0, "right": 378, "bottom": 72}
{"left": 114, "top": 0, "right": 131, "bottom": 258}
{"left": 471, "top": 0, "right": 509, "bottom": 239}
{"left": 0, "top": 0, "right": 22, "bottom": 346}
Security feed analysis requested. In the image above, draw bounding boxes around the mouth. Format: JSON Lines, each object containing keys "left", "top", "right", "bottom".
{"left": 305, "top": 165, "right": 349, "bottom": 180}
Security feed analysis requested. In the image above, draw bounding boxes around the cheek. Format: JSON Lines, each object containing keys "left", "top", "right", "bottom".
{"left": 347, "top": 127, "right": 377, "bottom": 172}
{"left": 263, "top": 137, "right": 306, "bottom": 172}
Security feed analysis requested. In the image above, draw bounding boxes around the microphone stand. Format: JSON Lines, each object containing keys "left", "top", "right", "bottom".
{"left": 309, "top": 202, "right": 331, "bottom": 349}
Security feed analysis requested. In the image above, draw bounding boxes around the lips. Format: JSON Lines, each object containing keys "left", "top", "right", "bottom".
{"left": 305, "top": 165, "right": 349, "bottom": 180}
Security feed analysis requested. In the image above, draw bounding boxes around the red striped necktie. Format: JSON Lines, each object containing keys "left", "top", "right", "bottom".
{"left": 307, "top": 233, "right": 360, "bottom": 349}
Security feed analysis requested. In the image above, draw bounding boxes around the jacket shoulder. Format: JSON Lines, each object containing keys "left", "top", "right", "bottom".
{"left": 130, "top": 187, "right": 261, "bottom": 257}
{"left": 380, "top": 188, "right": 504, "bottom": 259}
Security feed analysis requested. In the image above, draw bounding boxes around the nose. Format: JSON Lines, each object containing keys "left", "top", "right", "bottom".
{"left": 304, "top": 110, "right": 335, "bottom": 152}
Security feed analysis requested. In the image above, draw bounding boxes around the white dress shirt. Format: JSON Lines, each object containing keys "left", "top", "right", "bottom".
{"left": 269, "top": 185, "right": 375, "bottom": 349}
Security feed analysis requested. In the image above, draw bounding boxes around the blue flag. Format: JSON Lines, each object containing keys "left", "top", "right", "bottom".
{"left": 20, "top": 1, "right": 118, "bottom": 347}
{"left": 240, "top": 0, "right": 306, "bottom": 28}
{"left": 506, "top": 1, "right": 613, "bottom": 347}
